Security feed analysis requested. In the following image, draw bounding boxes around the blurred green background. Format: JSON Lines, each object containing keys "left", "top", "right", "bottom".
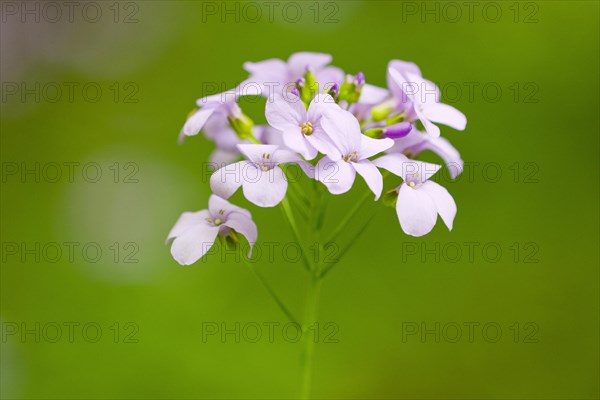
{"left": 1, "top": 1, "right": 598, "bottom": 399}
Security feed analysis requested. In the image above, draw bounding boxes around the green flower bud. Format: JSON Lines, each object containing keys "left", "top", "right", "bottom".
{"left": 386, "top": 112, "right": 405, "bottom": 126}
{"left": 298, "top": 70, "right": 319, "bottom": 107}
{"left": 228, "top": 113, "right": 260, "bottom": 144}
{"left": 371, "top": 104, "right": 394, "bottom": 122}
{"left": 364, "top": 128, "right": 384, "bottom": 138}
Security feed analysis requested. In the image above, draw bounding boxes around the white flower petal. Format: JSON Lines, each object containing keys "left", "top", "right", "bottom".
{"left": 424, "top": 102, "right": 467, "bottom": 131}
{"left": 208, "top": 194, "right": 251, "bottom": 219}
{"left": 265, "top": 95, "right": 305, "bottom": 132}
{"left": 281, "top": 128, "right": 318, "bottom": 160}
{"left": 396, "top": 184, "right": 437, "bottom": 237}
{"left": 374, "top": 154, "right": 441, "bottom": 184}
{"left": 170, "top": 225, "right": 220, "bottom": 265}
{"left": 352, "top": 161, "right": 383, "bottom": 200}
{"left": 242, "top": 167, "right": 288, "bottom": 207}
{"left": 359, "top": 135, "right": 394, "bottom": 159}
{"left": 181, "top": 108, "right": 216, "bottom": 137}
{"left": 237, "top": 144, "right": 279, "bottom": 164}
{"left": 316, "top": 157, "right": 356, "bottom": 195}
{"left": 420, "top": 181, "right": 456, "bottom": 231}
{"left": 166, "top": 210, "right": 211, "bottom": 243}
{"left": 359, "top": 84, "right": 390, "bottom": 105}
{"left": 287, "top": 52, "right": 332, "bottom": 77}
{"left": 209, "top": 161, "right": 248, "bottom": 199}
{"left": 321, "top": 108, "right": 361, "bottom": 157}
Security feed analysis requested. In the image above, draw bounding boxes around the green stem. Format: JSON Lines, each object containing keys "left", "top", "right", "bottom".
{"left": 300, "top": 273, "right": 322, "bottom": 399}
{"left": 320, "top": 212, "right": 376, "bottom": 279}
{"left": 242, "top": 258, "right": 300, "bottom": 325}
{"left": 280, "top": 197, "right": 313, "bottom": 272}
{"left": 323, "top": 189, "right": 372, "bottom": 245}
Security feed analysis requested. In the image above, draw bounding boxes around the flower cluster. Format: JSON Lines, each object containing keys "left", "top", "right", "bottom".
{"left": 168, "top": 52, "right": 467, "bottom": 265}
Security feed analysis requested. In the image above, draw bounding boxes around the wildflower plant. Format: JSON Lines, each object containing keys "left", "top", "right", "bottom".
{"left": 168, "top": 52, "right": 467, "bottom": 398}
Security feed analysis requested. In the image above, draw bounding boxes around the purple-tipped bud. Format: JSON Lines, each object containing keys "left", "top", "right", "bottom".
{"left": 291, "top": 87, "right": 300, "bottom": 97}
{"left": 296, "top": 78, "right": 305, "bottom": 87}
{"left": 383, "top": 122, "right": 412, "bottom": 138}
{"left": 356, "top": 72, "right": 365, "bottom": 86}
{"left": 327, "top": 83, "right": 339, "bottom": 97}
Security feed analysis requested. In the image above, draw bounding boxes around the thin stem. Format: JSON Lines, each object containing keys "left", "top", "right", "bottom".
{"left": 287, "top": 188, "right": 309, "bottom": 220}
{"left": 320, "top": 212, "right": 376, "bottom": 279}
{"left": 300, "top": 273, "right": 322, "bottom": 399}
{"left": 242, "top": 258, "right": 300, "bottom": 325}
{"left": 323, "top": 189, "right": 373, "bottom": 245}
{"left": 280, "top": 197, "right": 314, "bottom": 272}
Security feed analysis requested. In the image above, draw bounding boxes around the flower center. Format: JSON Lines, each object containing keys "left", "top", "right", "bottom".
{"left": 258, "top": 153, "right": 275, "bottom": 171}
{"left": 206, "top": 209, "right": 226, "bottom": 226}
{"left": 343, "top": 151, "right": 359, "bottom": 162}
{"left": 301, "top": 121, "right": 313, "bottom": 136}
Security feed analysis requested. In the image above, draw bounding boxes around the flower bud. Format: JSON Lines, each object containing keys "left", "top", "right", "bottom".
{"left": 228, "top": 112, "right": 260, "bottom": 144}
{"left": 364, "top": 128, "right": 384, "bottom": 138}
{"left": 383, "top": 122, "right": 412, "bottom": 138}
{"left": 371, "top": 103, "right": 394, "bottom": 122}
{"left": 326, "top": 83, "right": 339, "bottom": 99}
{"left": 338, "top": 73, "right": 364, "bottom": 105}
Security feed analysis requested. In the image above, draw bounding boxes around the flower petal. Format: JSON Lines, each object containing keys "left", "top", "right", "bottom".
{"left": 359, "top": 84, "right": 390, "bottom": 105}
{"left": 420, "top": 181, "right": 456, "bottom": 231}
{"left": 396, "top": 184, "right": 437, "bottom": 237}
{"left": 424, "top": 102, "right": 467, "bottom": 131}
{"left": 209, "top": 194, "right": 251, "bottom": 219}
{"left": 316, "top": 66, "right": 345, "bottom": 88}
{"left": 423, "top": 136, "right": 463, "bottom": 179}
{"left": 181, "top": 108, "right": 216, "bottom": 137}
{"left": 281, "top": 128, "right": 318, "bottom": 160}
{"left": 352, "top": 160, "right": 383, "bottom": 200}
{"left": 265, "top": 95, "right": 305, "bottom": 132}
{"left": 237, "top": 144, "right": 279, "bottom": 164}
{"left": 242, "top": 166, "right": 288, "bottom": 207}
{"left": 316, "top": 157, "right": 356, "bottom": 195}
{"left": 321, "top": 108, "right": 361, "bottom": 157}
{"left": 373, "top": 153, "right": 441, "bottom": 184}
{"left": 209, "top": 161, "right": 248, "bottom": 199}
{"left": 166, "top": 210, "right": 211, "bottom": 243}
{"left": 224, "top": 213, "right": 258, "bottom": 257}
{"left": 170, "top": 225, "right": 220, "bottom": 265}
{"left": 287, "top": 52, "right": 332, "bottom": 77}
{"left": 359, "top": 135, "right": 394, "bottom": 159}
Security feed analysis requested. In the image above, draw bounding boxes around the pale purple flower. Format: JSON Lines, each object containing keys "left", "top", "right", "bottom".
{"left": 203, "top": 118, "right": 269, "bottom": 167}
{"left": 373, "top": 153, "right": 456, "bottom": 237}
{"left": 388, "top": 128, "right": 463, "bottom": 179}
{"left": 265, "top": 93, "right": 341, "bottom": 160}
{"left": 387, "top": 59, "right": 423, "bottom": 109}
{"left": 210, "top": 144, "right": 314, "bottom": 208}
{"left": 316, "top": 108, "right": 394, "bottom": 199}
{"left": 388, "top": 66, "right": 466, "bottom": 138}
{"left": 167, "top": 195, "right": 257, "bottom": 265}
{"left": 179, "top": 89, "right": 242, "bottom": 143}
{"left": 242, "top": 52, "right": 344, "bottom": 97}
